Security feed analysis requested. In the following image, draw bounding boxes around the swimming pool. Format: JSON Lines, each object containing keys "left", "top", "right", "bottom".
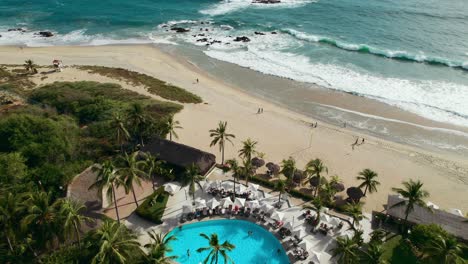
{"left": 166, "top": 219, "right": 290, "bottom": 264}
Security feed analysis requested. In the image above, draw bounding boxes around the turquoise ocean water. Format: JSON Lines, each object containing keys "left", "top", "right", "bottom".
{"left": 1, "top": 0, "right": 468, "bottom": 152}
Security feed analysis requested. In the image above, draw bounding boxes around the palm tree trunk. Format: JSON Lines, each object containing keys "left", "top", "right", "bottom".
{"left": 152, "top": 175, "right": 156, "bottom": 191}
{"left": 233, "top": 176, "right": 236, "bottom": 199}
{"left": 364, "top": 186, "right": 368, "bottom": 196}
{"left": 112, "top": 183, "right": 121, "bottom": 224}
{"left": 221, "top": 146, "right": 225, "bottom": 165}
{"left": 6, "top": 235, "right": 13, "bottom": 253}
{"left": 278, "top": 192, "right": 281, "bottom": 203}
{"left": 169, "top": 133, "right": 172, "bottom": 141}
{"left": 73, "top": 222, "right": 81, "bottom": 249}
{"left": 132, "top": 187, "right": 139, "bottom": 207}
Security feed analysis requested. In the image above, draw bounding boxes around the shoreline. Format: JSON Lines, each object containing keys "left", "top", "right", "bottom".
{"left": 1, "top": 44, "right": 467, "bottom": 214}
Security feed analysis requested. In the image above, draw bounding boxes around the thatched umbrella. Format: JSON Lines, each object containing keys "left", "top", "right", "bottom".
{"left": 309, "top": 176, "right": 320, "bottom": 188}
{"left": 332, "top": 182, "right": 345, "bottom": 192}
{"left": 251, "top": 157, "right": 265, "bottom": 168}
{"left": 293, "top": 170, "right": 305, "bottom": 184}
{"left": 266, "top": 162, "right": 280, "bottom": 176}
{"left": 347, "top": 187, "right": 364, "bottom": 201}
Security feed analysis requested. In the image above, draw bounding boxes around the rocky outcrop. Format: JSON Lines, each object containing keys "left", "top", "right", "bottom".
{"left": 171, "top": 27, "right": 190, "bottom": 33}
{"left": 254, "top": 31, "right": 265, "bottom": 35}
{"left": 8, "top": 28, "right": 27, "bottom": 32}
{"left": 233, "top": 36, "right": 251, "bottom": 42}
{"left": 37, "top": 31, "right": 54, "bottom": 37}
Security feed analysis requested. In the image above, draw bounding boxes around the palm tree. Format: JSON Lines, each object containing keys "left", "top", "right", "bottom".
{"left": 57, "top": 198, "right": 93, "bottom": 249}
{"left": 127, "top": 103, "right": 148, "bottom": 146}
{"left": 181, "top": 164, "right": 204, "bottom": 201}
{"left": 21, "top": 192, "right": 60, "bottom": 250}
{"left": 280, "top": 157, "right": 296, "bottom": 182}
{"left": 226, "top": 159, "right": 240, "bottom": 198}
{"left": 357, "top": 169, "right": 380, "bottom": 196}
{"left": 166, "top": 116, "right": 182, "bottom": 141}
{"left": 86, "top": 220, "right": 143, "bottom": 264}
{"left": 144, "top": 230, "right": 177, "bottom": 263}
{"left": 344, "top": 202, "right": 366, "bottom": 230}
{"left": 421, "top": 235, "right": 465, "bottom": 264}
{"left": 391, "top": 179, "right": 430, "bottom": 224}
{"left": 23, "top": 59, "right": 37, "bottom": 74}
{"left": 89, "top": 161, "right": 123, "bottom": 223}
{"left": 209, "top": 121, "right": 235, "bottom": 164}
{"left": 275, "top": 179, "right": 286, "bottom": 204}
{"left": 117, "top": 151, "right": 148, "bottom": 207}
{"left": 361, "top": 243, "right": 386, "bottom": 264}
{"left": 196, "top": 233, "right": 236, "bottom": 264}
{"left": 305, "top": 158, "right": 328, "bottom": 197}
{"left": 144, "top": 153, "right": 164, "bottom": 191}
{"left": 332, "top": 236, "right": 360, "bottom": 264}
{"left": 238, "top": 138, "right": 257, "bottom": 162}
{"left": 110, "top": 113, "right": 130, "bottom": 153}
{"left": 303, "top": 197, "right": 324, "bottom": 227}
{"left": 0, "top": 192, "right": 20, "bottom": 253}
{"left": 240, "top": 158, "right": 255, "bottom": 186}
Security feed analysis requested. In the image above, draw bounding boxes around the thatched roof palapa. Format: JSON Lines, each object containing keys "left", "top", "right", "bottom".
{"left": 141, "top": 137, "right": 216, "bottom": 176}
{"left": 251, "top": 157, "right": 265, "bottom": 168}
{"left": 266, "top": 162, "right": 281, "bottom": 175}
{"left": 346, "top": 187, "right": 364, "bottom": 201}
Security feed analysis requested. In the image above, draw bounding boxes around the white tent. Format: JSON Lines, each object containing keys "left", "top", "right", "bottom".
{"left": 215, "top": 180, "right": 222, "bottom": 189}
{"left": 195, "top": 198, "right": 206, "bottom": 209}
{"left": 283, "top": 221, "right": 293, "bottom": 230}
{"left": 450, "top": 208, "right": 463, "bottom": 216}
{"left": 248, "top": 183, "right": 259, "bottom": 191}
{"left": 203, "top": 181, "right": 213, "bottom": 191}
{"left": 164, "top": 183, "right": 180, "bottom": 194}
{"left": 207, "top": 198, "right": 220, "bottom": 209}
{"left": 298, "top": 240, "right": 313, "bottom": 251}
{"left": 234, "top": 197, "right": 246, "bottom": 207}
{"left": 220, "top": 197, "right": 234, "bottom": 207}
{"left": 271, "top": 211, "right": 285, "bottom": 221}
{"left": 222, "top": 181, "right": 233, "bottom": 190}
{"left": 310, "top": 251, "right": 321, "bottom": 263}
{"left": 182, "top": 205, "right": 193, "bottom": 213}
{"left": 236, "top": 184, "right": 247, "bottom": 193}
{"left": 292, "top": 228, "right": 306, "bottom": 239}
{"left": 320, "top": 213, "right": 331, "bottom": 223}
{"left": 426, "top": 201, "right": 440, "bottom": 210}
{"left": 245, "top": 200, "right": 260, "bottom": 209}
{"left": 260, "top": 203, "right": 275, "bottom": 214}
{"left": 330, "top": 217, "right": 341, "bottom": 226}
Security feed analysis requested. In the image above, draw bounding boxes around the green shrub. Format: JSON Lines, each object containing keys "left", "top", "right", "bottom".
{"left": 135, "top": 187, "right": 169, "bottom": 224}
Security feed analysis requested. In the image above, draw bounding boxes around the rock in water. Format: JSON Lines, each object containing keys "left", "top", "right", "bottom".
{"left": 37, "top": 31, "right": 54, "bottom": 37}
{"left": 233, "top": 36, "right": 251, "bottom": 42}
{"left": 170, "top": 27, "right": 190, "bottom": 33}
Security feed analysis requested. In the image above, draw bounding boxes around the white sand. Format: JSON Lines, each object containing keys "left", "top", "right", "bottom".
{"left": 1, "top": 45, "right": 467, "bottom": 214}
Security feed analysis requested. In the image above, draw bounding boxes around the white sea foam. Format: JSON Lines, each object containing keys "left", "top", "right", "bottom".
{"left": 200, "top": 0, "right": 317, "bottom": 16}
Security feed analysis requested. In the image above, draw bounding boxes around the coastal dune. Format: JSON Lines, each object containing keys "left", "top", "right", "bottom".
{"left": 1, "top": 44, "right": 467, "bottom": 213}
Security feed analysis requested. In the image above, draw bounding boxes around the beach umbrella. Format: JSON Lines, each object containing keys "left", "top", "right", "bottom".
{"left": 220, "top": 197, "right": 234, "bottom": 207}
{"left": 449, "top": 208, "right": 463, "bottom": 216}
{"left": 292, "top": 228, "right": 306, "bottom": 239}
{"left": 182, "top": 205, "right": 193, "bottom": 213}
{"left": 234, "top": 197, "right": 246, "bottom": 207}
{"left": 164, "top": 183, "right": 180, "bottom": 194}
{"left": 266, "top": 162, "right": 280, "bottom": 175}
{"left": 283, "top": 221, "right": 293, "bottom": 231}
{"left": 215, "top": 180, "right": 222, "bottom": 189}
{"left": 246, "top": 200, "right": 260, "bottom": 209}
{"left": 251, "top": 157, "right": 265, "bottom": 168}
{"left": 330, "top": 217, "right": 341, "bottom": 226}
{"left": 260, "top": 203, "right": 275, "bottom": 214}
{"left": 271, "top": 211, "right": 285, "bottom": 221}
{"left": 426, "top": 201, "right": 439, "bottom": 210}
{"left": 222, "top": 181, "right": 233, "bottom": 190}
{"left": 346, "top": 187, "right": 364, "bottom": 201}
{"left": 331, "top": 182, "right": 345, "bottom": 192}
{"left": 310, "top": 251, "right": 321, "bottom": 263}
{"left": 207, "top": 198, "right": 220, "bottom": 209}
{"left": 320, "top": 213, "right": 331, "bottom": 223}
{"left": 248, "top": 183, "right": 259, "bottom": 191}
{"left": 236, "top": 184, "right": 247, "bottom": 193}
{"left": 309, "top": 176, "right": 320, "bottom": 188}
{"left": 298, "top": 240, "right": 313, "bottom": 251}
{"left": 195, "top": 198, "right": 206, "bottom": 209}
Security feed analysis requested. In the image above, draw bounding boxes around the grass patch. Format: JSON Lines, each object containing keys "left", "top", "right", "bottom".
{"left": 0, "top": 66, "right": 35, "bottom": 95}
{"left": 78, "top": 66, "right": 202, "bottom": 104}
{"left": 135, "top": 186, "right": 170, "bottom": 225}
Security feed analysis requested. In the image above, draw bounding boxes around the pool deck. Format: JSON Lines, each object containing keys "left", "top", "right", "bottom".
{"left": 124, "top": 168, "right": 373, "bottom": 264}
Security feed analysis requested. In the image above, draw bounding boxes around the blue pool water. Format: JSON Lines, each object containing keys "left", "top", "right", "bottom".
{"left": 166, "top": 219, "right": 289, "bottom": 264}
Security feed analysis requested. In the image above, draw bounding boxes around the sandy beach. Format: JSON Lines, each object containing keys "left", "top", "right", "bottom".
{"left": 1, "top": 44, "right": 467, "bottom": 214}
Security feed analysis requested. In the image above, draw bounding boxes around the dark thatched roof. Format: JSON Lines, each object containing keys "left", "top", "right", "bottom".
{"left": 141, "top": 138, "right": 216, "bottom": 176}
{"left": 347, "top": 187, "right": 364, "bottom": 201}
{"left": 251, "top": 157, "right": 265, "bottom": 168}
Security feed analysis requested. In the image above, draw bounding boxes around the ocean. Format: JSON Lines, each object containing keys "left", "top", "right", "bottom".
{"left": 1, "top": 0, "right": 468, "bottom": 154}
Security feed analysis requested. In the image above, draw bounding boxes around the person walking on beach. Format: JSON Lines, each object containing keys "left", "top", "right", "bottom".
{"left": 361, "top": 138, "right": 365, "bottom": 144}
{"left": 196, "top": 78, "right": 199, "bottom": 83}
{"left": 352, "top": 138, "right": 359, "bottom": 150}
{"left": 257, "top": 108, "right": 261, "bottom": 114}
